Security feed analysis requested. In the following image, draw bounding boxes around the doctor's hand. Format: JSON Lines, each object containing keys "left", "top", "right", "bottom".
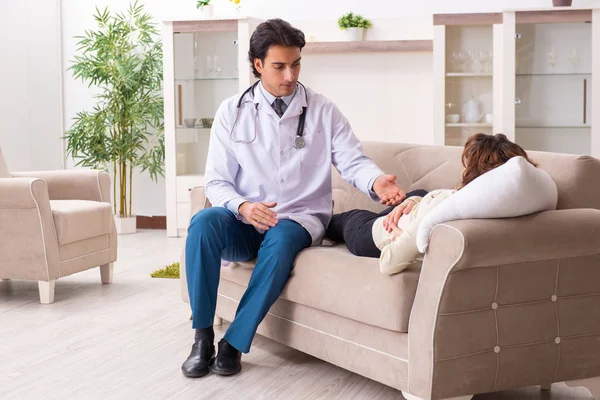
{"left": 238, "top": 201, "right": 278, "bottom": 230}
{"left": 373, "top": 175, "right": 406, "bottom": 206}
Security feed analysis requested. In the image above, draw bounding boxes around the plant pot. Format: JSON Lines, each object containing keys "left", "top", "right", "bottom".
{"left": 199, "top": 5, "right": 214, "bottom": 17}
{"left": 115, "top": 216, "right": 137, "bottom": 235}
{"left": 343, "top": 27, "right": 364, "bottom": 42}
{"left": 552, "top": 0, "right": 572, "bottom": 6}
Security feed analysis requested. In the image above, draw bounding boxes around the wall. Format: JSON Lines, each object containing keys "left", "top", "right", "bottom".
{"left": 60, "top": 0, "right": 599, "bottom": 216}
{"left": 0, "top": 0, "right": 63, "bottom": 172}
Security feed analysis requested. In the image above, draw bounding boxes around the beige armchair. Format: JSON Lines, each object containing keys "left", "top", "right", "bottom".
{"left": 0, "top": 147, "right": 117, "bottom": 304}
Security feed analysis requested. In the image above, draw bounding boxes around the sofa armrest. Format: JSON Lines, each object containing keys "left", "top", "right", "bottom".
{"left": 0, "top": 178, "right": 60, "bottom": 281}
{"left": 11, "top": 169, "right": 111, "bottom": 204}
{"left": 432, "top": 209, "right": 600, "bottom": 270}
{"left": 408, "top": 209, "right": 600, "bottom": 400}
{"left": 0, "top": 177, "right": 46, "bottom": 207}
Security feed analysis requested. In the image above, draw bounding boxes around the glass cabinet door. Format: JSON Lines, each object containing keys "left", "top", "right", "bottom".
{"left": 444, "top": 25, "right": 495, "bottom": 146}
{"left": 515, "top": 21, "right": 592, "bottom": 155}
{"left": 173, "top": 29, "right": 240, "bottom": 177}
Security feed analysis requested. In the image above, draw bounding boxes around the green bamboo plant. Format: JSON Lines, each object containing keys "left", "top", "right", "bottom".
{"left": 64, "top": 1, "right": 164, "bottom": 218}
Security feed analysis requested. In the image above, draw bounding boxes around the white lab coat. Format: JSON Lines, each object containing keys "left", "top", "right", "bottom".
{"left": 204, "top": 82, "right": 384, "bottom": 245}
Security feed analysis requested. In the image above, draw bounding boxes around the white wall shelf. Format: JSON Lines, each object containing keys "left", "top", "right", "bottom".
{"left": 303, "top": 40, "right": 433, "bottom": 54}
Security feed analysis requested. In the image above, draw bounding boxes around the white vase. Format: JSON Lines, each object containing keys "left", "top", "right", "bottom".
{"left": 115, "top": 216, "right": 137, "bottom": 235}
{"left": 343, "top": 27, "right": 364, "bottom": 42}
{"left": 462, "top": 97, "right": 484, "bottom": 123}
{"left": 199, "top": 5, "right": 213, "bottom": 17}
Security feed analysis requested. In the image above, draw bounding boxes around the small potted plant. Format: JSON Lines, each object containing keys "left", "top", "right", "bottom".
{"left": 196, "top": 0, "right": 213, "bottom": 17}
{"left": 337, "top": 12, "right": 372, "bottom": 42}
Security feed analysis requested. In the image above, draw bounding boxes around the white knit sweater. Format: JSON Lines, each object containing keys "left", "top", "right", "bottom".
{"left": 371, "top": 189, "right": 456, "bottom": 275}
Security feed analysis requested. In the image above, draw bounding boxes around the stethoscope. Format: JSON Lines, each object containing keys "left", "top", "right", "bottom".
{"left": 230, "top": 81, "right": 308, "bottom": 149}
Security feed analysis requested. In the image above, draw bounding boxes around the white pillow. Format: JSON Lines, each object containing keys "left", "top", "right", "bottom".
{"left": 416, "top": 156, "right": 558, "bottom": 253}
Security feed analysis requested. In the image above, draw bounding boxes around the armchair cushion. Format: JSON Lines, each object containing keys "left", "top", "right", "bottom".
{"left": 50, "top": 200, "right": 112, "bottom": 245}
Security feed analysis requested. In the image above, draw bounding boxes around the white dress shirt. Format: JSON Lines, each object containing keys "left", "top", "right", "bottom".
{"left": 258, "top": 80, "right": 296, "bottom": 114}
{"left": 204, "top": 81, "right": 384, "bottom": 246}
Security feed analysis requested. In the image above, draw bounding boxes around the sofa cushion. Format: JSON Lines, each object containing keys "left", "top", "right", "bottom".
{"left": 50, "top": 200, "right": 112, "bottom": 245}
{"left": 220, "top": 244, "right": 421, "bottom": 333}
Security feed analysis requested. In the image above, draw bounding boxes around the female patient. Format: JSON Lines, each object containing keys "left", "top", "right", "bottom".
{"left": 326, "top": 133, "right": 536, "bottom": 275}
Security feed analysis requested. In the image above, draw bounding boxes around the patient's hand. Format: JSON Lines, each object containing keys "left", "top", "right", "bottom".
{"left": 383, "top": 199, "right": 416, "bottom": 232}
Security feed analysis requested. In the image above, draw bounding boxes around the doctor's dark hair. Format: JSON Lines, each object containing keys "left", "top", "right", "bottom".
{"left": 459, "top": 133, "right": 537, "bottom": 189}
{"left": 248, "top": 19, "right": 306, "bottom": 79}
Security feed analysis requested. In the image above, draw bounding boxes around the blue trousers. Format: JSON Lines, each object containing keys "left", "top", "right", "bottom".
{"left": 185, "top": 207, "right": 312, "bottom": 353}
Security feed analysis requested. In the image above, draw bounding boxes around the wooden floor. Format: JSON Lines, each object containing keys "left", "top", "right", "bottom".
{"left": 0, "top": 230, "right": 594, "bottom": 400}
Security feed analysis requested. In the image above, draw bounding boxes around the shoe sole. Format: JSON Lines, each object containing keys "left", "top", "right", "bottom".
{"left": 181, "top": 367, "right": 209, "bottom": 378}
{"left": 181, "top": 357, "right": 215, "bottom": 378}
{"left": 212, "top": 366, "right": 241, "bottom": 376}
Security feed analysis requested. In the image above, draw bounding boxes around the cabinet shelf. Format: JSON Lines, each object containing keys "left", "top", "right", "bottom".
{"left": 446, "top": 123, "right": 493, "bottom": 128}
{"left": 303, "top": 40, "right": 433, "bottom": 54}
{"left": 446, "top": 73, "right": 493, "bottom": 77}
{"left": 175, "top": 77, "right": 239, "bottom": 82}
{"left": 516, "top": 73, "right": 591, "bottom": 77}
{"left": 177, "top": 126, "right": 211, "bottom": 130}
{"left": 516, "top": 125, "right": 591, "bottom": 129}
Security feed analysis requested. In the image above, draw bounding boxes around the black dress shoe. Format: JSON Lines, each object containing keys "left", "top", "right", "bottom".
{"left": 181, "top": 339, "right": 215, "bottom": 378}
{"left": 212, "top": 339, "right": 242, "bottom": 376}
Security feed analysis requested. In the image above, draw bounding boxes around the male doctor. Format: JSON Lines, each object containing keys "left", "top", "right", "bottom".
{"left": 182, "top": 18, "right": 406, "bottom": 378}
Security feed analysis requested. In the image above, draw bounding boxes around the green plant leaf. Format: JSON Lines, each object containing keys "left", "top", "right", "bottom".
{"left": 66, "top": 1, "right": 164, "bottom": 218}
{"left": 337, "top": 12, "right": 372, "bottom": 29}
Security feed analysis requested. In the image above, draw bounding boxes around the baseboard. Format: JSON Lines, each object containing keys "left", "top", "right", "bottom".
{"left": 136, "top": 215, "right": 166, "bottom": 229}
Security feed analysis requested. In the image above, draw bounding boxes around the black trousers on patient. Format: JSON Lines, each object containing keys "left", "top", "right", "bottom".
{"left": 325, "top": 190, "right": 428, "bottom": 258}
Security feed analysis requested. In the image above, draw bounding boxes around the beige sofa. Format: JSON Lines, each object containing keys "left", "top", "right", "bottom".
{"left": 0, "top": 147, "right": 117, "bottom": 304}
{"left": 180, "top": 142, "right": 600, "bottom": 400}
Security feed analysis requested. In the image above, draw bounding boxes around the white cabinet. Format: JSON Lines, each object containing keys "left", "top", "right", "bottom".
{"left": 433, "top": 8, "right": 600, "bottom": 158}
{"left": 433, "top": 13, "right": 502, "bottom": 147}
{"left": 163, "top": 17, "right": 261, "bottom": 237}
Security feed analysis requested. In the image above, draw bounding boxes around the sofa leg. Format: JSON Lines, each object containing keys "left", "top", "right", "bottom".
{"left": 214, "top": 315, "right": 223, "bottom": 326}
{"left": 402, "top": 392, "right": 472, "bottom": 400}
{"left": 38, "top": 281, "right": 56, "bottom": 304}
{"left": 100, "top": 263, "right": 114, "bottom": 284}
{"left": 566, "top": 378, "right": 600, "bottom": 399}
{"left": 540, "top": 383, "right": 552, "bottom": 391}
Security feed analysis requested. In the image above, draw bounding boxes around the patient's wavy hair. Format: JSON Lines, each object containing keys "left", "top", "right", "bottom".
{"left": 459, "top": 133, "right": 537, "bottom": 189}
